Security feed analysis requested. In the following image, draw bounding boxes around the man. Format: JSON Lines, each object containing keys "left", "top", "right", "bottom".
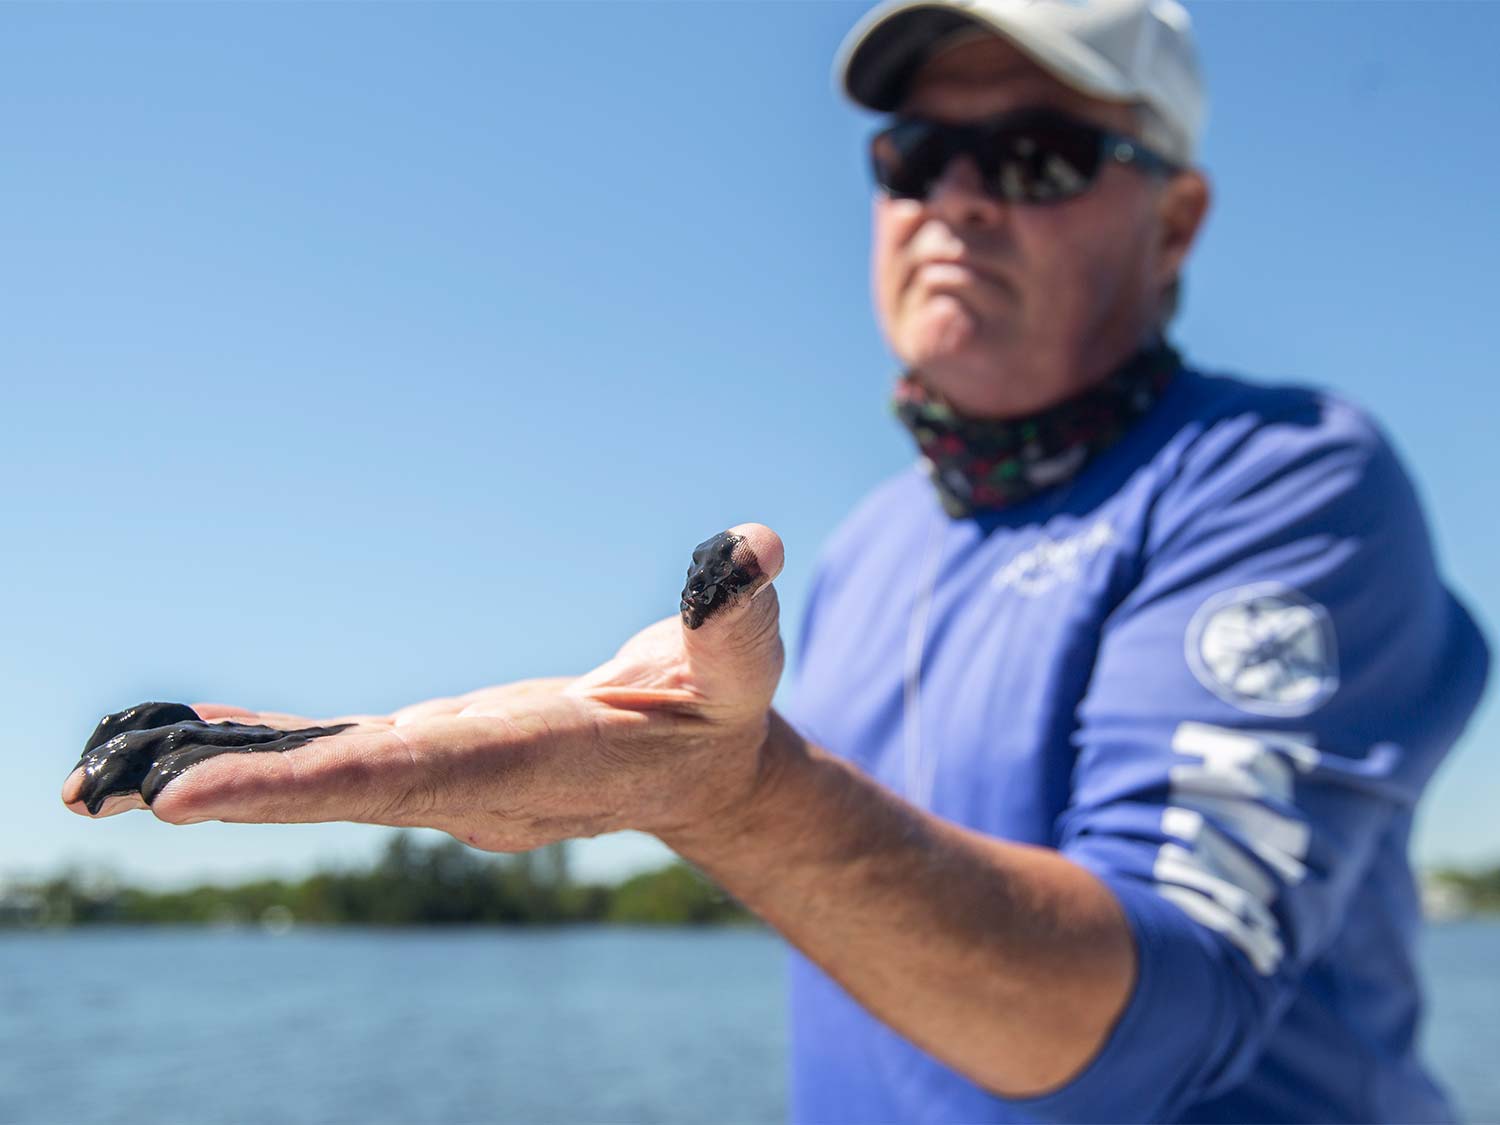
{"left": 65, "top": 0, "right": 1489, "bottom": 1120}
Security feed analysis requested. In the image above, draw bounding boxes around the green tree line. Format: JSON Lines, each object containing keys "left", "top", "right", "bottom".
{"left": 1428, "top": 865, "right": 1500, "bottom": 914}
{"left": 0, "top": 834, "right": 754, "bottom": 928}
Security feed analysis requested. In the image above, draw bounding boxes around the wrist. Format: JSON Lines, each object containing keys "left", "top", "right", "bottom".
{"left": 653, "top": 708, "right": 810, "bottom": 858}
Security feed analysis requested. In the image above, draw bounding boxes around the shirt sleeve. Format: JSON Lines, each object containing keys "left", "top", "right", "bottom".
{"left": 1016, "top": 396, "right": 1489, "bottom": 1121}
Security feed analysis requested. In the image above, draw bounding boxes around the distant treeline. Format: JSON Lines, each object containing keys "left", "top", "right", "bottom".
{"left": 0, "top": 833, "right": 754, "bottom": 929}
{"left": 1428, "top": 865, "right": 1500, "bottom": 915}
{"left": 8, "top": 839, "right": 1496, "bottom": 929}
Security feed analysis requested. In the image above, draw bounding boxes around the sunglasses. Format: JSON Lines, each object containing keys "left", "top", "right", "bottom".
{"left": 869, "top": 109, "right": 1179, "bottom": 205}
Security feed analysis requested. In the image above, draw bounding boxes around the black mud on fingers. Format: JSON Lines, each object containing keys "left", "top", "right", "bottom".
{"left": 72, "top": 701, "right": 352, "bottom": 816}
{"left": 679, "top": 532, "right": 765, "bottom": 631}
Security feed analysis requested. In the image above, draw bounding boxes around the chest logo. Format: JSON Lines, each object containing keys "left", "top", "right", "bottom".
{"left": 1186, "top": 583, "right": 1339, "bottom": 716}
{"left": 991, "top": 520, "right": 1116, "bottom": 597}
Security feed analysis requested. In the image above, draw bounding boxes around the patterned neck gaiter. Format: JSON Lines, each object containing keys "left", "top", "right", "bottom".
{"left": 891, "top": 341, "right": 1181, "bottom": 518}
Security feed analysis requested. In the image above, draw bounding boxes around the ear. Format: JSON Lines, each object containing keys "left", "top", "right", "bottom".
{"left": 1154, "top": 168, "right": 1211, "bottom": 289}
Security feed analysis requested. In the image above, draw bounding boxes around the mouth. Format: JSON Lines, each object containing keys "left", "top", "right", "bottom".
{"left": 909, "top": 257, "right": 1014, "bottom": 298}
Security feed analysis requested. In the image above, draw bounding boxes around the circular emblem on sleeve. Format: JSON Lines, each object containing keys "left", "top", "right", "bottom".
{"left": 1185, "top": 583, "right": 1339, "bottom": 716}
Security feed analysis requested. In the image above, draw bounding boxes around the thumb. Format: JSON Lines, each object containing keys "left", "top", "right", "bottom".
{"left": 678, "top": 524, "right": 785, "bottom": 698}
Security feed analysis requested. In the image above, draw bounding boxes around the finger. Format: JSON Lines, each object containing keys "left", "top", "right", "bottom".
{"left": 191, "top": 703, "right": 318, "bottom": 729}
{"left": 83, "top": 701, "right": 199, "bottom": 755}
{"left": 60, "top": 767, "right": 148, "bottom": 817}
{"left": 61, "top": 764, "right": 83, "bottom": 806}
{"left": 678, "top": 523, "right": 784, "bottom": 630}
{"left": 211, "top": 710, "right": 315, "bottom": 729}
{"left": 64, "top": 703, "right": 397, "bottom": 820}
{"left": 147, "top": 724, "right": 430, "bottom": 827}
{"left": 68, "top": 714, "right": 363, "bottom": 817}
{"left": 191, "top": 703, "right": 256, "bottom": 720}
{"left": 196, "top": 706, "right": 391, "bottom": 731}
{"left": 678, "top": 523, "right": 785, "bottom": 699}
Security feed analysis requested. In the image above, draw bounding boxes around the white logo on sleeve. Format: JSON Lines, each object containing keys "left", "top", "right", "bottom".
{"left": 1186, "top": 583, "right": 1339, "bottom": 716}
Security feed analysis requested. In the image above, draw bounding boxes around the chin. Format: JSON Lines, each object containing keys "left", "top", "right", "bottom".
{"left": 923, "top": 366, "right": 1004, "bottom": 405}
{"left": 903, "top": 349, "right": 993, "bottom": 393}
{"left": 900, "top": 293, "right": 1021, "bottom": 356}
{"left": 900, "top": 335, "right": 1061, "bottom": 418}
{"left": 900, "top": 322, "right": 1012, "bottom": 381}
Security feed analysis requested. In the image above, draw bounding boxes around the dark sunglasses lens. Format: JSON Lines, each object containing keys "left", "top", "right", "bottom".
{"left": 871, "top": 117, "right": 1106, "bottom": 203}
{"left": 986, "top": 120, "right": 1103, "bottom": 201}
{"left": 871, "top": 121, "right": 950, "bottom": 199}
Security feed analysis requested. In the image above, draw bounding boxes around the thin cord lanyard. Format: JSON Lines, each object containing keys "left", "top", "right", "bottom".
{"left": 902, "top": 510, "right": 949, "bottom": 810}
{"left": 901, "top": 479, "right": 1084, "bottom": 812}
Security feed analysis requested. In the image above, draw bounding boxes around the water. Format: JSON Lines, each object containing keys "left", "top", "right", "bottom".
{"left": 0, "top": 922, "right": 1495, "bottom": 1123}
{"left": 1418, "top": 921, "right": 1500, "bottom": 1122}
{"left": 0, "top": 929, "right": 785, "bottom": 1124}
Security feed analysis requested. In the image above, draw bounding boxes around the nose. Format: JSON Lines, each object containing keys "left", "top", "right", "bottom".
{"left": 924, "top": 153, "right": 1007, "bottom": 228}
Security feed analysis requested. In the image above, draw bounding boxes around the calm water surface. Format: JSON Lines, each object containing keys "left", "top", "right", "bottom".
{"left": 0, "top": 922, "right": 1495, "bottom": 1123}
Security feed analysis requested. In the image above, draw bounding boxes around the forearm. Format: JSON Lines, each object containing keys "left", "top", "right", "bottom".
{"left": 658, "top": 710, "right": 1136, "bottom": 1099}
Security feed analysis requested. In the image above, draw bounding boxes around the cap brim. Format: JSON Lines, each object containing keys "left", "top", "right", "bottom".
{"left": 836, "top": 0, "right": 1135, "bottom": 112}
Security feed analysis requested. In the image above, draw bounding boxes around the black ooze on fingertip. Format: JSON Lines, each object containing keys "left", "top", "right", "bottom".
{"left": 679, "top": 531, "right": 763, "bottom": 631}
{"left": 72, "top": 701, "right": 352, "bottom": 816}
{"left": 82, "top": 701, "right": 200, "bottom": 755}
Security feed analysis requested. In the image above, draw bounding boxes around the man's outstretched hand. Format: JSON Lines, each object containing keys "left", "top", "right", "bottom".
{"left": 60, "top": 524, "right": 787, "bottom": 852}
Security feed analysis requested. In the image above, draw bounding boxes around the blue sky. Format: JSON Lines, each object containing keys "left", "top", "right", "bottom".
{"left": 3, "top": 1, "right": 1496, "bottom": 887}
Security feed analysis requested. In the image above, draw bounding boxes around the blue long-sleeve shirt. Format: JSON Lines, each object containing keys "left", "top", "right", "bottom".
{"left": 783, "top": 366, "right": 1489, "bottom": 1123}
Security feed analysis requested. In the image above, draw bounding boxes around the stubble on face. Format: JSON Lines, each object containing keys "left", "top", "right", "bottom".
{"left": 873, "top": 36, "right": 1167, "bottom": 418}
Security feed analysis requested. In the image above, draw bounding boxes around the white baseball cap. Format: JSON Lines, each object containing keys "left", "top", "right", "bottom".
{"left": 835, "top": 0, "right": 1207, "bottom": 164}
